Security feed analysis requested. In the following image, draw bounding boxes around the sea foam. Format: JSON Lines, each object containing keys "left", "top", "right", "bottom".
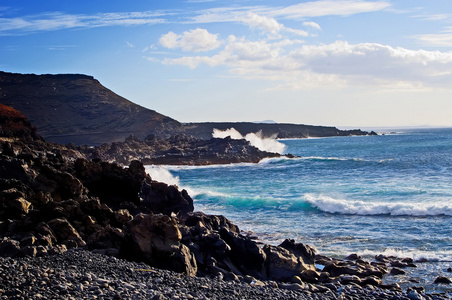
{"left": 212, "top": 128, "right": 286, "bottom": 154}
{"left": 304, "top": 193, "right": 452, "bottom": 216}
{"left": 145, "top": 165, "right": 181, "bottom": 186}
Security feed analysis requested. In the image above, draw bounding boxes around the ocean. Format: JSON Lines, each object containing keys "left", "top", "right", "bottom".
{"left": 145, "top": 128, "right": 452, "bottom": 294}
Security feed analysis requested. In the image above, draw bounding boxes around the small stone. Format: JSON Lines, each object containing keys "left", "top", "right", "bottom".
{"left": 407, "top": 290, "right": 424, "bottom": 300}
{"left": 345, "top": 253, "right": 361, "bottom": 260}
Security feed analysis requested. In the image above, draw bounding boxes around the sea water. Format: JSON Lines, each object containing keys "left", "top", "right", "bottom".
{"left": 145, "top": 128, "right": 452, "bottom": 293}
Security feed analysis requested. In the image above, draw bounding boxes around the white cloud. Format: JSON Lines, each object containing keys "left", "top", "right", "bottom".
{"left": 272, "top": 0, "right": 391, "bottom": 18}
{"left": 162, "top": 38, "right": 452, "bottom": 89}
{"left": 414, "top": 27, "right": 452, "bottom": 47}
{"left": 242, "top": 12, "right": 309, "bottom": 38}
{"left": 244, "top": 13, "right": 283, "bottom": 34}
{"left": 159, "top": 28, "right": 222, "bottom": 52}
{"left": 413, "top": 14, "right": 450, "bottom": 21}
{"left": 303, "top": 21, "right": 321, "bottom": 30}
{"left": 0, "top": 11, "right": 166, "bottom": 35}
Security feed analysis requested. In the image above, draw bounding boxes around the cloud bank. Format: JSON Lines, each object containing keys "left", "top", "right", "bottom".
{"left": 162, "top": 33, "right": 452, "bottom": 89}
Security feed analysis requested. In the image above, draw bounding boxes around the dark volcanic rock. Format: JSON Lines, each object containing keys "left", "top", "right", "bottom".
{"left": 0, "top": 71, "right": 183, "bottom": 144}
{"left": 79, "top": 134, "right": 282, "bottom": 166}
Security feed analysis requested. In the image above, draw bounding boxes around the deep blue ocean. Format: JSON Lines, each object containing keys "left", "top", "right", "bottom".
{"left": 146, "top": 128, "right": 452, "bottom": 293}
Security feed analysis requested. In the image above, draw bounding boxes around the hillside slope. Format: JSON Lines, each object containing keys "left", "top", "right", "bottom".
{"left": 0, "top": 71, "right": 182, "bottom": 145}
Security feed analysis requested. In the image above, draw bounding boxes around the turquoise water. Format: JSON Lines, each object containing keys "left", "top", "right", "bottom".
{"left": 146, "top": 128, "right": 452, "bottom": 292}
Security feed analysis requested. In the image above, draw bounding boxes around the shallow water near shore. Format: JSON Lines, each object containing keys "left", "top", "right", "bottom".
{"left": 146, "top": 128, "right": 452, "bottom": 294}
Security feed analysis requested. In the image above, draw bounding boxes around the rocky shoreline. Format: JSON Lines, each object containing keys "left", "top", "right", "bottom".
{"left": 0, "top": 103, "right": 450, "bottom": 299}
{"left": 76, "top": 134, "right": 282, "bottom": 166}
{"left": 1, "top": 249, "right": 449, "bottom": 300}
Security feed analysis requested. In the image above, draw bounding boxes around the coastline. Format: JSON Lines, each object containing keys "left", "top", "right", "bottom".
{"left": 0, "top": 104, "right": 450, "bottom": 299}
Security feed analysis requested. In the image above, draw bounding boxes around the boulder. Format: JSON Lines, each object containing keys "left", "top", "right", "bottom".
{"left": 279, "top": 239, "right": 316, "bottom": 266}
{"left": 0, "top": 237, "right": 21, "bottom": 257}
{"left": 87, "top": 225, "right": 125, "bottom": 251}
{"left": 323, "top": 261, "right": 384, "bottom": 279}
{"left": 219, "top": 227, "right": 266, "bottom": 279}
{"left": 434, "top": 276, "right": 451, "bottom": 284}
{"left": 263, "top": 243, "right": 315, "bottom": 282}
{"left": 141, "top": 179, "right": 194, "bottom": 216}
{"left": 125, "top": 213, "right": 197, "bottom": 276}
{"left": 390, "top": 267, "right": 406, "bottom": 275}
{"left": 182, "top": 212, "right": 239, "bottom": 233}
{"left": 8, "top": 197, "right": 32, "bottom": 214}
{"left": 74, "top": 159, "right": 143, "bottom": 206}
{"left": 47, "top": 218, "right": 86, "bottom": 247}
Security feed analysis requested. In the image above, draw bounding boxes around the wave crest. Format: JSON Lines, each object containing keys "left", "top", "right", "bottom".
{"left": 212, "top": 128, "right": 286, "bottom": 154}
{"left": 304, "top": 194, "right": 452, "bottom": 216}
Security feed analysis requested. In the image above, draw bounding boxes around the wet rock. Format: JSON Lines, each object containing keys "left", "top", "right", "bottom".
{"left": 390, "top": 267, "right": 406, "bottom": 275}
{"left": 407, "top": 289, "right": 424, "bottom": 300}
{"left": 434, "top": 276, "right": 451, "bottom": 284}
{"left": 345, "top": 253, "right": 361, "bottom": 261}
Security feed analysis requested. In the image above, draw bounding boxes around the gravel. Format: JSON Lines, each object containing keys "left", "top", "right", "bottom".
{"left": 0, "top": 249, "right": 449, "bottom": 300}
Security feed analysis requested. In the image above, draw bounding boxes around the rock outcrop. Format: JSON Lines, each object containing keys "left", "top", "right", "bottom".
{"left": 78, "top": 134, "right": 281, "bottom": 166}
{"left": 0, "top": 104, "right": 315, "bottom": 282}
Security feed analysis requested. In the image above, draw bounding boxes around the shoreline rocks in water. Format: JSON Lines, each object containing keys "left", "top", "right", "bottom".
{"left": 0, "top": 104, "right": 450, "bottom": 299}
{"left": 76, "top": 134, "right": 283, "bottom": 166}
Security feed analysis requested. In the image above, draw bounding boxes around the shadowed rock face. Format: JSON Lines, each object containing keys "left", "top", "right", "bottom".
{"left": 0, "top": 103, "right": 41, "bottom": 142}
{"left": 0, "top": 71, "right": 183, "bottom": 145}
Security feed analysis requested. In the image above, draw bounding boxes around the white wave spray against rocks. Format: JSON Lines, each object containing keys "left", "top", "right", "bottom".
{"left": 212, "top": 128, "right": 286, "bottom": 154}
{"left": 145, "top": 166, "right": 180, "bottom": 186}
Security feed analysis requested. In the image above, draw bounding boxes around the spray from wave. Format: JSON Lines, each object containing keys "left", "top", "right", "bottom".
{"left": 304, "top": 193, "right": 452, "bottom": 216}
{"left": 145, "top": 166, "right": 180, "bottom": 186}
{"left": 144, "top": 165, "right": 197, "bottom": 196}
{"left": 212, "top": 128, "right": 286, "bottom": 154}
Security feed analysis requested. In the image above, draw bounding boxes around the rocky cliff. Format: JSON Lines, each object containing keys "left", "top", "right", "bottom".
{"left": 0, "top": 71, "right": 183, "bottom": 145}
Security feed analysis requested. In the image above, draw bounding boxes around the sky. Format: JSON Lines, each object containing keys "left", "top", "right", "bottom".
{"left": 1, "top": 0, "right": 452, "bottom": 129}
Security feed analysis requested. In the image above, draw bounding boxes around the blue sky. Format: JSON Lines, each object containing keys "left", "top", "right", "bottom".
{"left": 1, "top": 0, "right": 452, "bottom": 128}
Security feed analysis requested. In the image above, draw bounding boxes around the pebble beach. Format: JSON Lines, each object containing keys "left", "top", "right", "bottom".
{"left": 0, "top": 249, "right": 449, "bottom": 300}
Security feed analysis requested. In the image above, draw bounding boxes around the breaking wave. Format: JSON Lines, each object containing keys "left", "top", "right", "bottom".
{"left": 212, "top": 127, "right": 286, "bottom": 154}
{"left": 304, "top": 194, "right": 452, "bottom": 216}
{"left": 145, "top": 165, "right": 181, "bottom": 186}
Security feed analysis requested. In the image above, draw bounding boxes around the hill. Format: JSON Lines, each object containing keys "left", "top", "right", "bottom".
{"left": 0, "top": 71, "right": 375, "bottom": 145}
{"left": 0, "top": 71, "right": 183, "bottom": 145}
